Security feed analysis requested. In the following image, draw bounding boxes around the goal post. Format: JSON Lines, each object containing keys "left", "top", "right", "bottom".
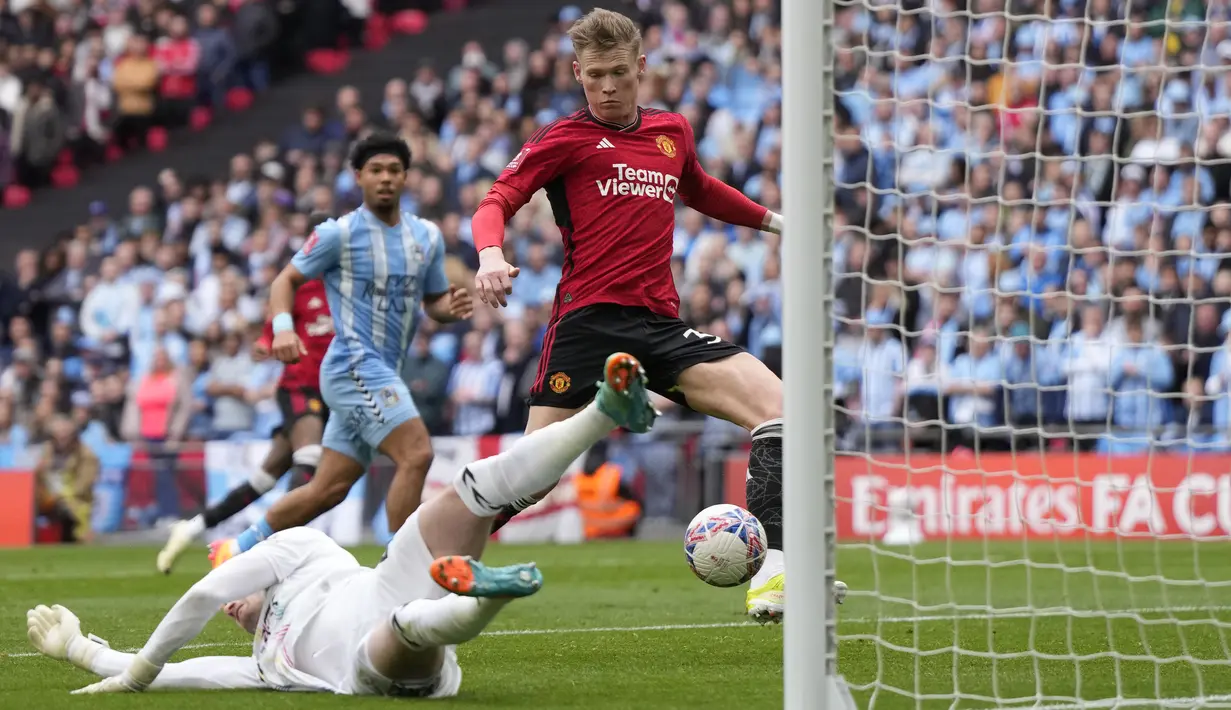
{"left": 782, "top": 0, "right": 853, "bottom": 708}
{"left": 786, "top": 0, "right": 1231, "bottom": 707}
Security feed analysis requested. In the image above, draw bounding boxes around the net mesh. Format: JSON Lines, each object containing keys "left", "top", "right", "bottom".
{"left": 828, "top": 0, "right": 1231, "bottom": 706}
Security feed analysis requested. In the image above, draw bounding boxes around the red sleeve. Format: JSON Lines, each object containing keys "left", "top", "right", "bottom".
{"left": 473, "top": 122, "right": 572, "bottom": 252}
{"left": 677, "top": 117, "right": 769, "bottom": 230}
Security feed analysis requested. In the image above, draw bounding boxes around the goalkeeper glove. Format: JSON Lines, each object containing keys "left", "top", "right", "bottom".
{"left": 71, "top": 655, "right": 161, "bottom": 694}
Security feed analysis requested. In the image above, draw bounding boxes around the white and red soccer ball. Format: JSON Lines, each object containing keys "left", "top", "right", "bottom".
{"left": 684, "top": 504, "right": 767, "bottom": 588}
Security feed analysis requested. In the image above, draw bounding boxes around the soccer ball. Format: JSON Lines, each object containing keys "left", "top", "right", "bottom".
{"left": 684, "top": 504, "right": 767, "bottom": 588}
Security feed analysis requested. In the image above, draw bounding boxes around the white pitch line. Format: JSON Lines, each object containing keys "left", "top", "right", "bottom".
{"left": 999, "top": 693, "right": 1231, "bottom": 709}
{"left": 8, "top": 607, "right": 1231, "bottom": 660}
{"left": 847, "top": 605, "right": 1231, "bottom": 625}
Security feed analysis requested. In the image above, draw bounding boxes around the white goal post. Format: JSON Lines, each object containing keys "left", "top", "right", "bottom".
{"left": 782, "top": 0, "right": 854, "bottom": 708}
{"left": 784, "top": 0, "right": 1231, "bottom": 707}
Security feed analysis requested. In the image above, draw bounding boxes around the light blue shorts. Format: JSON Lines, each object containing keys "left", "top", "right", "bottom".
{"left": 321, "top": 362, "right": 421, "bottom": 466}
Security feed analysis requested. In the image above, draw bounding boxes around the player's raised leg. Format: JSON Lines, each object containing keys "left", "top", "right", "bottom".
{"left": 674, "top": 351, "right": 847, "bottom": 622}
{"left": 352, "top": 354, "right": 652, "bottom": 697}
{"left": 26, "top": 605, "right": 264, "bottom": 691}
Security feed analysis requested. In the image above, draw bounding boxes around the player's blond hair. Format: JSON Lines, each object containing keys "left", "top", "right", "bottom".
{"left": 568, "top": 8, "right": 642, "bottom": 57}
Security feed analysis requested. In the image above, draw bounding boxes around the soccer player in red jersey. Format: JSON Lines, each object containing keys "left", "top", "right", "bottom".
{"left": 470, "top": 9, "right": 845, "bottom": 623}
{"left": 156, "top": 215, "right": 337, "bottom": 574}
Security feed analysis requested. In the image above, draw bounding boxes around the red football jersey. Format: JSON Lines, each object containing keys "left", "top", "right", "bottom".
{"left": 489, "top": 107, "right": 732, "bottom": 320}
{"left": 259, "top": 279, "right": 333, "bottom": 390}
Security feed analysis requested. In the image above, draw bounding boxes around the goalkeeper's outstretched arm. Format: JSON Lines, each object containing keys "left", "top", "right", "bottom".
{"left": 27, "top": 604, "right": 265, "bottom": 691}
{"left": 67, "top": 547, "right": 283, "bottom": 694}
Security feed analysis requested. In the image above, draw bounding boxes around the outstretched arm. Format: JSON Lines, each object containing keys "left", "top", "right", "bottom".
{"left": 677, "top": 118, "right": 782, "bottom": 234}
{"left": 70, "top": 550, "right": 281, "bottom": 693}
{"left": 27, "top": 604, "right": 266, "bottom": 691}
{"left": 93, "top": 651, "right": 263, "bottom": 691}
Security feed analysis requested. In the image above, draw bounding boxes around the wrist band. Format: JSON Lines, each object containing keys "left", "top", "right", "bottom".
{"left": 272, "top": 313, "right": 294, "bottom": 334}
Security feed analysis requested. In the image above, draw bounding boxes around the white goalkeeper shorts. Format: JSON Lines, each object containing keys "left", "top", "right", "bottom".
{"left": 337, "top": 509, "right": 460, "bottom": 697}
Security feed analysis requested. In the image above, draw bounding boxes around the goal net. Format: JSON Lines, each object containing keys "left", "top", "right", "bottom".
{"left": 827, "top": 0, "right": 1231, "bottom": 706}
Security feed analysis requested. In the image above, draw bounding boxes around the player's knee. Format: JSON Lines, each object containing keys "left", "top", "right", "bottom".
{"left": 248, "top": 469, "right": 279, "bottom": 495}
{"left": 395, "top": 445, "right": 433, "bottom": 480}
{"left": 292, "top": 444, "right": 323, "bottom": 472}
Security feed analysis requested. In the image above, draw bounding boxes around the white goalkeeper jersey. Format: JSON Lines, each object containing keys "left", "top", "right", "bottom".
{"left": 132, "top": 528, "right": 382, "bottom": 693}
{"left": 248, "top": 530, "right": 369, "bottom": 692}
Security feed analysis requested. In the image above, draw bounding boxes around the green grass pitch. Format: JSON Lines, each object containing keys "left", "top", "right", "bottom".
{"left": 4, "top": 540, "right": 1231, "bottom": 708}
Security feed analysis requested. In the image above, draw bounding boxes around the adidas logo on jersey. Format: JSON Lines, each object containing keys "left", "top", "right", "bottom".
{"left": 596, "top": 138, "right": 615, "bottom": 150}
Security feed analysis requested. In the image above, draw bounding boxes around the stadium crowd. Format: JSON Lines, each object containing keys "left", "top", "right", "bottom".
{"left": 3, "top": 0, "right": 1231, "bottom": 471}
{"left": 0, "top": 0, "right": 370, "bottom": 196}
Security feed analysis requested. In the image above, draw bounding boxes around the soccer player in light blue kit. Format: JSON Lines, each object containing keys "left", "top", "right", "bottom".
{"left": 210, "top": 133, "right": 474, "bottom": 566}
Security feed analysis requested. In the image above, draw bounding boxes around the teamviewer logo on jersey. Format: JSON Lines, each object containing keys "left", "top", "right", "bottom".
{"left": 596, "top": 163, "right": 679, "bottom": 203}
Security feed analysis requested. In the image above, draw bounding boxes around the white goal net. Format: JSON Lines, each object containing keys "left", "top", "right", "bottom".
{"left": 826, "top": 0, "right": 1231, "bottom": 706}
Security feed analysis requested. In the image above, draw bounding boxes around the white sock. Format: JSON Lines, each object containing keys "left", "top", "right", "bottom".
{"left": 453, "top": 403, "right": 614, "bottom": 517}
{"left": 751, "top": 548, "right": 785, "bottom": 589}
{"left": 391, "top": 596, "right": 509, "bottom": 650}
{"left": 183, "top": 515, "right": 206, "bottom": 538}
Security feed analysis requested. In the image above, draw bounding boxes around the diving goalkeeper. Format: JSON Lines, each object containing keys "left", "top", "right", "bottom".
{"left": 27, "top": 353, "right": 655, "bottom": 696}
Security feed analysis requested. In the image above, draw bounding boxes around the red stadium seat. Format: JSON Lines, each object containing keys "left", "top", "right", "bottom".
{"left": 104, "top": 142, "right": 124, "bottom": 162}
{"left": 364, "top": 13, "right": 389, "bottom": 51}
{"left": 443, "top": 0, "right": 467, "bottom": 11}
{"left": 146, "top": 126, "right": 168, "bottom": 152}
{"left": 2, "top": 184, "right": 31, "bottom": 209}
{"left": 224, "top": 87, "right": 254, "bottom": 112}
{"left": 56, "top": 148, "right": 74, "bottom": 166}
{"left": 391, "top": 9, "right": 427, "bottom": 34}
{"left": 189, "top": 105, "right": 212, "bottom": 131}
{"left": 50, "top": 164, "right": 79, "bottom": 188}
{"left": 306, "top": 49, "right": 349, "bottom": 74}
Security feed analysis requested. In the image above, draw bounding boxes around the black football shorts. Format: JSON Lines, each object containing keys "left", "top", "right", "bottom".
{"left": 276, "top": 386, "right": 329, "bottom": 436}
{"left": 527, "top": 304, "right": 747, "bottom": 410}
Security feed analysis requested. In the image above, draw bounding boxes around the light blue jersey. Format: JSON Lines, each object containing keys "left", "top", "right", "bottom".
{"left": 291, "top": 206, "right": 449, "bottom": 464}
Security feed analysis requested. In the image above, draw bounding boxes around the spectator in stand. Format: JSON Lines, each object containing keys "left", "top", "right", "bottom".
{"left": 9, "top": 78, "right": 65, "bottom": 188}
{"left": 403, "top": 332, "right": 451, "bottom": 436}
{"left": 1001, "top": 321, "right": 1053, "bottom": 444}
{"left": 204, "top": 330, "right": 254, "bottom": 440}
{"left": 0, "top": 345, "right": 38, "bottom": 416}
{"left": 184, "top": 338, "right": 213, "bottom": 441}
{"left": 493, "top": 318, "right": 536, "bottom": 434}
{"left": 151, "top": 13, "right": 199, "bottom": 127}
{"left": 68, "top": 55, "right": 113, "bottom": 167}
{"left": 1062, "top": 304, "right": 1115, "bottom": 450}
{"left": 193, "top": 2, "right": 236, "bottom": 108}
{"left": 1107, "top": 320, "right": 1175, "bottom": 452}
{"left": 512, "top": 240, "right": 560, "bottom": 308}
{"left": 945, "top": 324, "right": 1003, "bottom": 450}
{"left": 855, "top": 313, "right": 905, "bottom": 450}
{"left": 78, "top": 256, "right": 136, "bottom": 352}
{"left": 244, "top": 343, "right": 282, "bottom": 439}
{"left": 110, "top": 33, "right": 157, "bottom": 150}
{"left": 33, "top": 414, "right": 97, "bottom": 543}
{"left": 447, "top": 329, "right": 503, "bottom": 436}
{"left": 121, "top": 346, "right": 192, "bottom": 524}
{"left": 282, "top": 105, "right": 337, "bottom": 156}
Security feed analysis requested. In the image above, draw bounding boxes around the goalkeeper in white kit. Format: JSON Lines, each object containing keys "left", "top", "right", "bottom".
{"left": 26, "top": 353, "right": 657, "bottom": 696}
